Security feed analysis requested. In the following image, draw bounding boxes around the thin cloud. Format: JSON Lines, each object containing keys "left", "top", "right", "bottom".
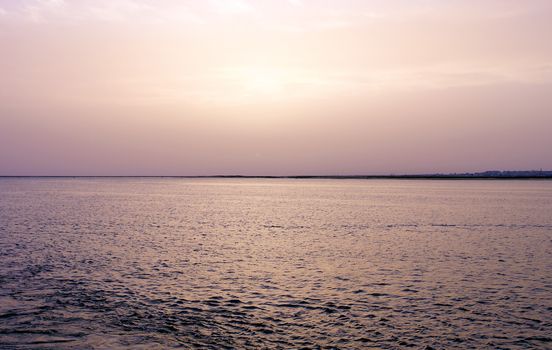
{"left": 288, "top": 0, "right": 303, "bottom": 7}
{"left": 208, "top": 0, "right": 254, "bottom": 15}
{"left": 4, "top": 0, "right": 202, "bottom": 24}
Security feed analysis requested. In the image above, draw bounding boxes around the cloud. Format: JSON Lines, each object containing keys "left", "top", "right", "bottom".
{"left": 22, "top": 0, "right": 65, "bottom": 22}
{"left": 288, "top": 0, "right": 303, "bottom": 7}
{"left": 4, "top": 0, "right": 202, "bottom": 24}
{"left": 208, "top": 0, "right": 254, "bottom": 15}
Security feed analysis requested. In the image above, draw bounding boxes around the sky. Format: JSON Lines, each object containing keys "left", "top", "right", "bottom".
{"left": 1, "top": 0, "right": 551, "bottom": 176}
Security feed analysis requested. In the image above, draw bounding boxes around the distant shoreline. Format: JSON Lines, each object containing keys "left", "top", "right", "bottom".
{"left": 1, "top": 175, "right": 552, "bottom": 180}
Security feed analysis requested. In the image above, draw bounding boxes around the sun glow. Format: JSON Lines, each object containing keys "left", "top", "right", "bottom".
{"left": 228, "top": 67, "right": 289, "bottom": 98}
{"left": 244, "top": 70, "right": 285, "bottom": 95}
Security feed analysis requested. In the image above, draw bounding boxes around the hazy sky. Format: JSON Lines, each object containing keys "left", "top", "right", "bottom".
{"left": 1, "top": 0, "right": 551, "bottom": 175}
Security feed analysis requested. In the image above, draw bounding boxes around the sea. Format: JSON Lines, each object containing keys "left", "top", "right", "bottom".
{"left": 1, "top": 178, "right": 551, "bottom": 349}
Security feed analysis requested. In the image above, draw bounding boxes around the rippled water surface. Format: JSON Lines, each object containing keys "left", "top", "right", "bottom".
{"left": 1, "top": 178, "right": 551, "bottom": 349}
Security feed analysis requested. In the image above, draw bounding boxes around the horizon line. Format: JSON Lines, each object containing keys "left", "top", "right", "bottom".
{"left": 1, "top": 173, "right": 552, "bottom": 180}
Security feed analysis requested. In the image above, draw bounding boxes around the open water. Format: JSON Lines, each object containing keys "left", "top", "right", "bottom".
{"left": 0, "top": 178, "right": 551, "bottom": 349}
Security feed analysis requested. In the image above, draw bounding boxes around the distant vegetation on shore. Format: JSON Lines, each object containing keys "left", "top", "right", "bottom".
{"left": 211, "top": 170, "right": 552, "bottom": 179}
{"left": 2, "top": 171, "right": 551, "bottom": 178}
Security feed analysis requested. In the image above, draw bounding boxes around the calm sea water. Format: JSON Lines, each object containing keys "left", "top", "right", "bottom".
{"left": 0, "top": 178, "right": 551, "bottom": 349}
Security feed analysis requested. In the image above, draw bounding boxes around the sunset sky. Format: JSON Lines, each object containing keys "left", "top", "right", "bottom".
{"left": 1, "top": 0, "right": 551, "bottom": 175}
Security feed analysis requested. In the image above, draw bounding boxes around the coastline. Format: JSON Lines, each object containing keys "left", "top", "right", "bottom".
{"left": 1, "top": 175, "right": 552, "bottom": 180}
